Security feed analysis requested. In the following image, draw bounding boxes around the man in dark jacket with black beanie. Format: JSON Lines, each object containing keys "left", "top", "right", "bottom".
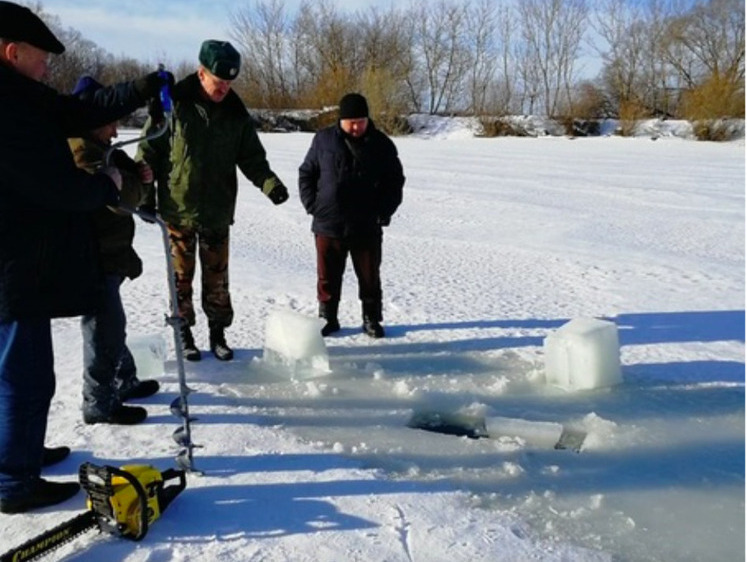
{"left": 299, "top": 93, "right": 405, "bottom": 338}
{"left": 0, "top": 1, "right": 170, "bottom": 514}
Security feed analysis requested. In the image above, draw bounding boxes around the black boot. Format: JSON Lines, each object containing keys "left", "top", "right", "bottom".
{"left": 42, "top": 446, "right": 71, "bottom": 467}
{"left": 362, "top": 317, "right": 385, "bottom": 338}
{"left": 0, "top": 479, "right": 80, "bottom": 514}
{"left": 319, "top": 302, "right": 340, "bottom": 337}
{"left": 120, "top": 379, "right": 160, "bottom": 401}
{"left": 362, "top": 302, "right": 385, "bottom": 338}
{"left": 180, "top": 325, "right": 201, "bottom": 362}
{"left": 83, "top": 404, "right": 147, "bottom": 425}
{"left": 210, "top": 326, "right": 234, "bottom": 361}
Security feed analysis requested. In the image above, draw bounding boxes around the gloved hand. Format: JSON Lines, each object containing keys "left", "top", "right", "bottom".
{"left": 377, "top": 215, "right": 391, "bottom": 227}
{"left": 134, "top": 70, "right": 175, "bottom": 101}
{"left": 148, "top": 97, "right": 165, "bottom": 124}
{"left": 136, "top": 204, "right": 157, "bottom": 223}
{"left": 262, "top": 177, "right": 289, "bottom": 205}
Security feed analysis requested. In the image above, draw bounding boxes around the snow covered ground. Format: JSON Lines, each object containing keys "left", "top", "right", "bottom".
{"left": 0, "top": 123, "right": 743, "bottom": 561}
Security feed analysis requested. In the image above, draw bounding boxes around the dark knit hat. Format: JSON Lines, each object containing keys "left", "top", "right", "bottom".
{"left": 339, "top": 93, "right": 369, "bottom": 120}
{"left": 199, "top": 40, "right": 241, "bottom": 80}
{"left": 0, "top": 1, "right": 65, "bottom": 54}
{"left": 71, "top": 75, "right": 103, "bottom": 100}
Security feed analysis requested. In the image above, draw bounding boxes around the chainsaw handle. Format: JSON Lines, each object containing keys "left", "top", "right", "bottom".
{"left": 158, "top": 468, "right": 187, "bottom": 512}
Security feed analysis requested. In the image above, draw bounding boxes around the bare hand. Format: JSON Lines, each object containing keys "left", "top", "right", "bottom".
{"left": 137, "top": 161, "right": 154, "bottom": 184}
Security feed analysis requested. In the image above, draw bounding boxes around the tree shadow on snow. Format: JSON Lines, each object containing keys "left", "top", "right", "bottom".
{"left": 614, "top": 309, "right": 745, "bottom": 345}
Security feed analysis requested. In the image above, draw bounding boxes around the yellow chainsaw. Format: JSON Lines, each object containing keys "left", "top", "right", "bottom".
{"left": 1, "top": 462, "right": 186, "bottom": 562}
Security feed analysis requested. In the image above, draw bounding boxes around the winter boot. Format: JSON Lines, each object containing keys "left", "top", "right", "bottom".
{"left": 83, "top": 404, "right": 147, "bottom": 425}
{"left": 42, "top": 446, "right": 71, "bottom": 468}
{"left": 120, "top": 379, "right": 160, "bottom": 401}
{"left": 362, "top": 301, "right": 385, "bottom": 339}
{"left": 180, "top": 325, "right": 201, "bottom": 362}
{"left": 319, "top": 301, "right": 340, "bottom": 337}
{"left": 0, "top": 479, "right": 80, "bottom": 514}
{"left": 210, "top": 326, "right": 234, "bottom": 361}
{"left": 362, "top": 317, "right": 385, "bottom": 338}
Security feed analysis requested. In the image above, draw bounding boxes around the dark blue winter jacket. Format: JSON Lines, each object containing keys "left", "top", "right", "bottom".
{"left": 0, "top": 64, "right": 147, "bottom": 322}
{"left": 298, "top": 122, "right": 404, "bottom": 238}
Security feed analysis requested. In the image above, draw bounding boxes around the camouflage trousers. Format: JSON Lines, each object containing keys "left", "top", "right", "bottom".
{"left": 167, "top": 224, "right": 233, "bottom": 328}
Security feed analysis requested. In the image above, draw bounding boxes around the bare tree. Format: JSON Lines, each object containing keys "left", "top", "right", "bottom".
{"left": 354, "top": 6, "right": 412, "bottom": 120}
{"left": 594, "top": 0, "right": 649, "bottom": 112}
{"left": 486, "top": 3, "right": 520, "bottom": 115}
{"left": 409, "top": 0, "right": 471, "bottom": 114}
{"left": 292, "top": 0, "right": 360, "bottom": 106}
{"left": 664, "top": 0, "right": 745, "bottom": 86}
{"left": 517, "top": 0, "right": 589, "bottom": 116}
{"left": 465, "top": 0, "right": 499, "bottom": 115}
{"left": 231, "top": 0, "right": 294, "bottom": 108}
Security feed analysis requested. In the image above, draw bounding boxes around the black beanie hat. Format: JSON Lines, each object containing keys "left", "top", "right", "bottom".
{"left": 0, "top": 1, "right": 65, "bottom": 54}
{"left": 338, "top": 93, "right": 369, "bottom": 120}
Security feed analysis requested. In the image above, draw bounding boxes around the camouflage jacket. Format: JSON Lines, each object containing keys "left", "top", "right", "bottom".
{"left": 68, "top": 137, "right": 144, "bottom": 279}
{"left": 137, "top": 73, "right": 280, "bottom": 230}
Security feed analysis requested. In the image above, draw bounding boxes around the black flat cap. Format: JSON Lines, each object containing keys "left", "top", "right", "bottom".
{"left": 0, "top": 1, "right": 65, "bottom": 54}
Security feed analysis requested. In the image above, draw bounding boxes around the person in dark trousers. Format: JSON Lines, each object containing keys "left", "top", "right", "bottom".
{"left": 69, "top": 76, "right": 161, "bottom": 426}
{"left": 137, "top": 40, "right": 289, "bottom": 362}
{"left": 0, "top": 1, "right": 169, "bottom": 514}
{"left": 298, "top": 93, "right": 405, "bottom": 338}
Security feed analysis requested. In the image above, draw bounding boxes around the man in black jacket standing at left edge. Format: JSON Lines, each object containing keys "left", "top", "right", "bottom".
{"left": 0, "top": 1, "right": 171, "bottom": 514}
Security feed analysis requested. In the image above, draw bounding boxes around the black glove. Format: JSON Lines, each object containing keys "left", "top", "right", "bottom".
{"left": 148, "top": 97, "right": 165, "bottom": 124}
{"left": 262, "top": 177, "right": 289, "bottom": 205}
{"left": 136, "top": 204, "right": 157, "bottom": 223}
{"left": 377, "top": 215, "right": 391, "bottom": 227}
{"left": 134, "top": 70, "right": 175, "bottom": 101}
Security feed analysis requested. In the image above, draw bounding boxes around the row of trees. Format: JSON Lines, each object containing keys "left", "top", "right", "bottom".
{"left": 31, "top": 0, "right": 745, "bottom": 125}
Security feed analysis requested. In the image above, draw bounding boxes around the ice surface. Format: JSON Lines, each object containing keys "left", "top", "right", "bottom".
{"left": 127, "top": 333, "right": 166, "bottom": 377}
{"left": 485, "top": 416, "right": 564, "bottom": 448}
{"left": 262, "top": 309, "right": 330, "bottom": 380}
{"left": 543, "top": 317, "right": 622, "bottom": 391}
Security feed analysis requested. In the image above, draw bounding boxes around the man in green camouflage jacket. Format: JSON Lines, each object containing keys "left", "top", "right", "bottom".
{"left": 137, "top": 40, "right": 289, "bottom": 362}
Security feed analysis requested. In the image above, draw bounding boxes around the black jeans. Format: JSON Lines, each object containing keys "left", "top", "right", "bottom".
{"left": 315, "top": 234, "right": 382, "bottom": 315}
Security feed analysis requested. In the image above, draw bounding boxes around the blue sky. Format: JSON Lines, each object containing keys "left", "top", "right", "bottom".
{"left": 39, "top": 0, "right": 383, "bottom": 65}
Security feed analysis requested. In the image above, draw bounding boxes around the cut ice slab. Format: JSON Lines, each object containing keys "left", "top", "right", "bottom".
{"left": 543, "top": 317, "right": 623, "bottom": 391}
{"left": 407, "top": 411, "right": 586, "bottom": 452}
{"left": 127, "top": 333, "right": 166, "bottom": 378}
{"left": 262, "top": 309, "right": 331, "bottom": 380}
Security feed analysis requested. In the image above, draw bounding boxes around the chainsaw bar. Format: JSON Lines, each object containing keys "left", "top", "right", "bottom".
{"left": 0, "top": 510, "right": 98, "bottom": 562}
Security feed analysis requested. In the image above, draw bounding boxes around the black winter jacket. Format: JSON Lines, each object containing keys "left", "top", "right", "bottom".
{"left": 298, "top": 122, "right": 404, "bottom": 238}
{"left": 68, "top": 138, "right": 144, "bottom": 280}
{"left": 0, "top": 64, "right": 146, "bottom": 322}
